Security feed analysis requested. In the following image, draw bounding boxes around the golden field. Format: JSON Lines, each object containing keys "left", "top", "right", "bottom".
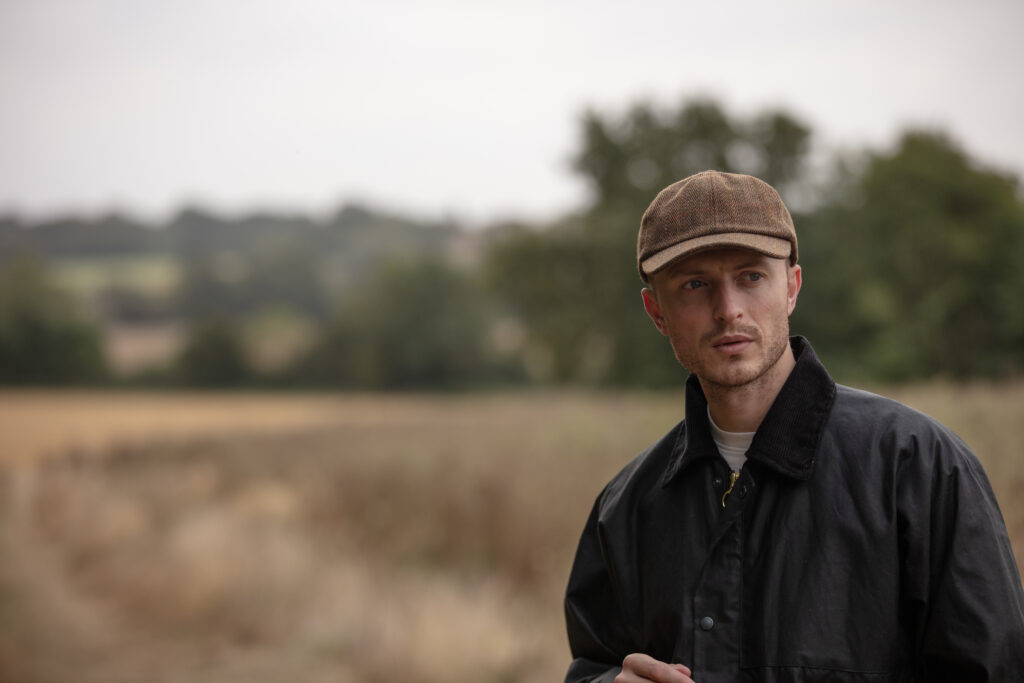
{"left": 0, "top": 385, "right": 1022, "bottom": 682}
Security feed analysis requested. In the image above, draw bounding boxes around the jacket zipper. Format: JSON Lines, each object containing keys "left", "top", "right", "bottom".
{"left": 721, "top": 470, "right": 740, "bottom": 508}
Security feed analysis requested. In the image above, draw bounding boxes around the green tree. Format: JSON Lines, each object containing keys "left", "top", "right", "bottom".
{"left": 483, "top": 219, "right": 605, "bottom": 382}
{"left": 297, "top": 257, "right": 494, "bottom": 389}
{"left": 793, "top": 131, "right": 1024, "bottom": 379}
{"left": 573, "top": 98, "right": 810, "bottom": 213}
{"left": 0, "top": 255, "right": 107, "bottom": 384}
{"left": 176, "top": 318, "right": 252, "bottom": 387}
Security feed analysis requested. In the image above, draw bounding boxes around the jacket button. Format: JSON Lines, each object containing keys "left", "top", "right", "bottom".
{"left": 712, "top": 477, "right": 723, "bottom": 489}
{"left": 700, "top": 616, "right": 714, "bottom": 631}
{"left": 739, "top": 485, "right": 748, "bottom": 498}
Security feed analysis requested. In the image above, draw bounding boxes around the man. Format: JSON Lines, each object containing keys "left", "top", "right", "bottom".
{"left": 563, "top": 171, "right": 1024, "bottom": 682}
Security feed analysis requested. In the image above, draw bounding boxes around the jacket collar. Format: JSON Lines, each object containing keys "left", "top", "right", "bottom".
{"left": 661, "top": 336, "right": 837, "bottom": 486}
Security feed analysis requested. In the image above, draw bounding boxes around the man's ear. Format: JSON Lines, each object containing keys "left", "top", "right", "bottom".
{"left": 787, "top": 264, "right": 802, "bottom": 315}
{"left": 641, "top": 287, "right": 668, "bottom": 336}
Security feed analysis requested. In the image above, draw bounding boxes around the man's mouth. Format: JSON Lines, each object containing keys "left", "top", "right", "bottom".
{"left": 712, "top": 335, "right": 753, "bottom": 354}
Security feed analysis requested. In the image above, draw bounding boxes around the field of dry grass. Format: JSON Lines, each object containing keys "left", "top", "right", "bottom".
{"left": 0, "top": 384, "right": 1021, "bottom": 682}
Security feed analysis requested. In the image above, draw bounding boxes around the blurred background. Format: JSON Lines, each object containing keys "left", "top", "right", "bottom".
{"left": 1, "top": 1, "right": 1023, "bottom": 681}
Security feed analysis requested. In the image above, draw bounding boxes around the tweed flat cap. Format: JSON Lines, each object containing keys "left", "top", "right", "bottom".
{"left": 637, "top": 170, "right": 798, "bottom": 281}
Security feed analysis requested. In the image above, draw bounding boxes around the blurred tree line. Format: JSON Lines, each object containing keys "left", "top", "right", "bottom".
{"left": 1, "top": 96, "right": 1022, "bottom": 388}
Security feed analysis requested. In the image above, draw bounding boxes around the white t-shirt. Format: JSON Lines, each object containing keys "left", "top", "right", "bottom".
{"left": 708, "top": 407, "right": 755, "bottom": 473}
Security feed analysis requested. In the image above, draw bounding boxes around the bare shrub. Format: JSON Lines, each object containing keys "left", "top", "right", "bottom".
{"left": 1, "top": 387, "right": 1019, "bottom": 682}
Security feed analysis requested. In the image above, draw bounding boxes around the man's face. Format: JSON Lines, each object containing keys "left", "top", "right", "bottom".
{"left": 642, "top": 248, "right": 801, "bottom": 391}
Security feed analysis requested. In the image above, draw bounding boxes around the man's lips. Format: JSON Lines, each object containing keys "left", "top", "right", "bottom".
{"left": 712, "top": 335, "right": 753, "bottom": 354}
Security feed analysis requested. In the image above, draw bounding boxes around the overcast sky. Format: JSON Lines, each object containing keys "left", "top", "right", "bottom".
{"left": 2, "top": 0, "right": 1022, "bottom": 224}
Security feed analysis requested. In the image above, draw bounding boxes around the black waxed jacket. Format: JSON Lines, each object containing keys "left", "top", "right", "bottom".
{"left": 564, "top": 338, "right": 1024, "bottom": 682}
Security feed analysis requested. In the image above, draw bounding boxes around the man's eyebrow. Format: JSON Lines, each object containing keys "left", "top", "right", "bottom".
{"left": 662, "top": 266, "right": 715, "bottom": 279}
{"left": 660, "top": 264, "right": 706, "bottom": 279}
{"left": 664, "top": 256, "right": 772, "bottom": 278}
{"left": 735, "top": 257, "right": 771, "bottom": 270}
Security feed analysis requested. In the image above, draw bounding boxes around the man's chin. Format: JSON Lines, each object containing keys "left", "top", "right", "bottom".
{"left": 695, "top": 357, "right": 769, "bottom": 389}
{"left": 704, "top": 371, "right": 761, "bottom": 390}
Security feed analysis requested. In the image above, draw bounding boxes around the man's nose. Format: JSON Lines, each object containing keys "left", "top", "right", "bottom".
{"left": 712, "top": 283, "right": 743, "bottom": 322}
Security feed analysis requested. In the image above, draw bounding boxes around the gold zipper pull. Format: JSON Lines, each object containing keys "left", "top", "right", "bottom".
{"left": 721, "top": 470, "right": 740, "bottom": 508}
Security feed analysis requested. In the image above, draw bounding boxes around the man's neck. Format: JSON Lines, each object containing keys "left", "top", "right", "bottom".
{"left": 701, "top": 344, "right": 797, "bottom": 433}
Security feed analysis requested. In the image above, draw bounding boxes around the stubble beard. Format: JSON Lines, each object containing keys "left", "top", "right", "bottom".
{"left": 672, "top": 311, "right": 792, "bottom": 394}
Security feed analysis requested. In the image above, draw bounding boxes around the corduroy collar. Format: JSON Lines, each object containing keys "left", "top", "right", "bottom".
{"left": 661, "top": 336, "right": 837, "bottom": 486}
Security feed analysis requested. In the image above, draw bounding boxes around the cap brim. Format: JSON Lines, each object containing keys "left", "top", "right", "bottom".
{"left": 641, "top": 233, "right": 792, "bottom": 279}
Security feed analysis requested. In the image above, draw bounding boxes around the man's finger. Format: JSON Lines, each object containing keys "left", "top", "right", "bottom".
{"left": 621, "top": 653, "right": 693, "bottom": 682}
{"left": 669, "top": 663, "right": 693, "bottom": 677}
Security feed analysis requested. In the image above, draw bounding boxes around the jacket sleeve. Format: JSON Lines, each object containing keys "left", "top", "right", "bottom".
{"left": 564, "top": 492, "right": 629, "bottom": 683}
{"left": 898, "top": 427, "right": 1024, "bottom": 681}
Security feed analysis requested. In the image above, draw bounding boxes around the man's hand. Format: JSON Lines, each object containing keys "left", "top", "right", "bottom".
{"left": 615, "top": 653, "right": 694, "bottom": 683}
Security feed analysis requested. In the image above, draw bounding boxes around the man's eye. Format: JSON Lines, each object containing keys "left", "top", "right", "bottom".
{"left": 744, "top": 272, "right": 763, "bottom": 282}
{"left": 683, "top": 280, "right": 705, "bottom": 290}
